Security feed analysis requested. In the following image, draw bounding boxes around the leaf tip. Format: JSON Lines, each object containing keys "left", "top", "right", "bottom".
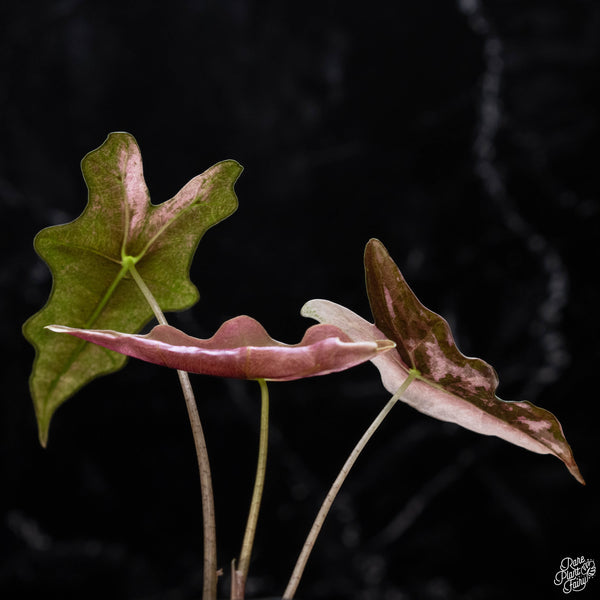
{"left": 38, "top": 430, "right": 49, "bottom": 449}
{"left": 36, "top": 414, "right": 50, "bottom": 448}
{"left": 225, "top": 158, "right": 244, "bottom": 177}
{"left": 377, "top": 339, "right": 397, "bottom": 352}
{"left": 300, "top": 300, "right": 319, "bottom": 320}
{"left": 568, "top": 461, "right": 586, "bottom": 486}
{"left": 45, "top": 324, "right": 71, "bottom": 334}
{"left": 365, "top": 237, "right": 386, "bottom": 258}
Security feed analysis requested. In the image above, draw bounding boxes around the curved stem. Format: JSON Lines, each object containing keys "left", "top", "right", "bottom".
{"left": 129, "top": 263, "right": 218, "bottom": 600}
{"left": 282, "top": 369, "right": 420, "bottom": 600}
{"left": 232, "top": 378, "right": 270, "bottom": 600}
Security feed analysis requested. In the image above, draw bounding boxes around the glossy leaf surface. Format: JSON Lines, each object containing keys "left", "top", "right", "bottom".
{"left": 302, "top": 239, "right": 584, "bottom": 484}
{"left": 23, "top": 132, "right": 242, "bottom": 445}
{"left": 46, "top": 316, "right": 396, "bottom": 381}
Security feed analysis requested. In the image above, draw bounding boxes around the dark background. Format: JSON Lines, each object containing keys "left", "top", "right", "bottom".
{"left": 1, "top": 1, "right": 598, "bottom": 599}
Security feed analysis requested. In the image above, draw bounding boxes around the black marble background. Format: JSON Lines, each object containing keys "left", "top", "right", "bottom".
{"left": 1, "top": 1, "right": 598, "bottom": 599}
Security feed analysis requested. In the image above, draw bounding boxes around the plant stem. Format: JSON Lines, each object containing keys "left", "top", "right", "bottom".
{"left": 129, "top": 263, "right": 218, "bottom": 600}
{"left": 282, "top": 369, "right": 420, "bottom": 600}
{"left": 178, "top": 368, "right": 219, "bottom": 600}
{"left": 231, "top": 378, "right": 270, "bottom": 600}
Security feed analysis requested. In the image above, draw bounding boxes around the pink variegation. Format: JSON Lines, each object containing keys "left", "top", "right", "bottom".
{"left": 46, "top": 316, "right": 395, "bottom": 382}
{"left": 301, "top": 239, "right": 584, "bottom": 485}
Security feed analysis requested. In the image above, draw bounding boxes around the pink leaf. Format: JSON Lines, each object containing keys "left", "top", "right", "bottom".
{"left": 302, "top": 239, "right": 585, "bottom": 485}
{"left": 46, "top": 316, "right": 395, "bottom": 382}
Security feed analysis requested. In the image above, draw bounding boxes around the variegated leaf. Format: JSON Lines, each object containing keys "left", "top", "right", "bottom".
{"left": 301, "top": 239, "right": 584, "bottom": 484}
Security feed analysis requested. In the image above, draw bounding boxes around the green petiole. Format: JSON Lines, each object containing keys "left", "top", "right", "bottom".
{"left": 232, "top": 378, "right": 270, "bottom": 600}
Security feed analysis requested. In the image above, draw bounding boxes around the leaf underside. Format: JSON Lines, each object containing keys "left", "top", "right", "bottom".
{"left": 23, "top": 132, "right": 242, "bottom": 445}
{"left": 46, "top": 317, "right": 396, "bottom": 381}
{"left": 302, "top": 239, "right": 584, "bottom": 485}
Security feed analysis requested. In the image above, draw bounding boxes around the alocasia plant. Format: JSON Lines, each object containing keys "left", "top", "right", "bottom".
{"left": 23, "top": 132, "right": 584, "bottom": 600}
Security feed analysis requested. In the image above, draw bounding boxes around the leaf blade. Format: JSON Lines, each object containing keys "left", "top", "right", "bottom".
{"left": 303, "top": 274, "right": 584, "bottom": 485}
{"left": 45, "top": 317, "right": 396, "bottom": 381}
{"left": 23, "top": 132, "right": 242, "bottom": 445}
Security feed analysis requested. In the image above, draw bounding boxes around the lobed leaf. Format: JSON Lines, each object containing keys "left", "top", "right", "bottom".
{"left": 301, "top": 239, "right": 584, "bottom": 485}
{"left": 23, "top": 132, "right": 242, "bottom": 445}
{"left": 46, "top": 317, "right": 396, "bottom": 381}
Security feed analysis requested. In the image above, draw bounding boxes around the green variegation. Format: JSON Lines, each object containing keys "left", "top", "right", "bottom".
{"left": 23, "top": 132, "right": 242, "bottom": 445}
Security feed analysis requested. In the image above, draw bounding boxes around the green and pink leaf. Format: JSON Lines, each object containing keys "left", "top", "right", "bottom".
{"left": 23, "top": 132, "right": 242, "bottom": 445}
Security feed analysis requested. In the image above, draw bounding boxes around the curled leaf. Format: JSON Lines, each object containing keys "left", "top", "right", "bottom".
{"left": 23, "top": 132, "right": 241, "bottom": 445}
{"left": 301, "top": 239, "right": 584, "bottom": 485}
{"left": 46, "top": 316, "right": 395, "bottom": 381}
